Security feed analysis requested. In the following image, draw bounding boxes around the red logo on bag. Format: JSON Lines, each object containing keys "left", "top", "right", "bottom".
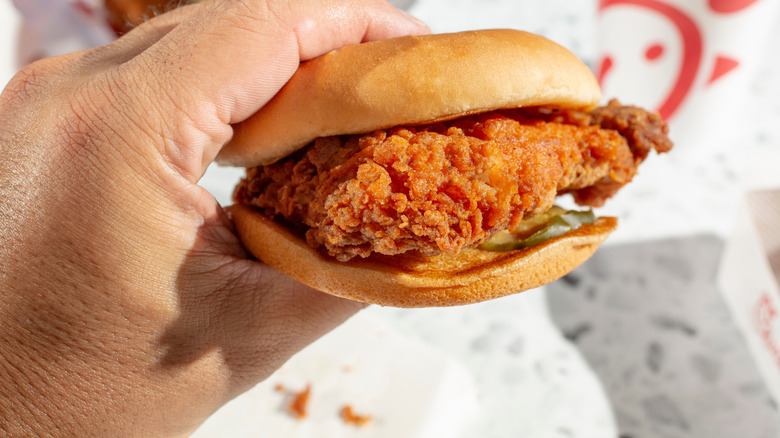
{"left": 598, "top": 0, "right": 702, "bottom": 120}
{"left": 754, "top": 292, "right": 780, "bottom": 369}
{"left": 598, "top": 0, "right": 753, "bottom": 121}
{"left": 709, "top": 0, "right": 760, "bottom": 13}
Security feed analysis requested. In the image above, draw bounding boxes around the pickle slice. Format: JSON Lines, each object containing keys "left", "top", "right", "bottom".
{"left": 478, "top": 208, "right": 596, "bottom": 252}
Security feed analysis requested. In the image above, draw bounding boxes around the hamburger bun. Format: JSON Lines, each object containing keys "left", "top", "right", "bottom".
{"left": 224, "top": 29, "right": 618, "bottom": 307}
{"left": 217, "top": 29, "right": 601, "bottom": 167}
{"left": 228, "top": 204, "right": 617, "bottom": 307}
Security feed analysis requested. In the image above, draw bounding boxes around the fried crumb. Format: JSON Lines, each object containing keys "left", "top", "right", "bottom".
{"left": 340, "top": 405, "right": 372, "bottom": 427}
{"left": 287, "top": 384, "right": 311, "bottom": 420}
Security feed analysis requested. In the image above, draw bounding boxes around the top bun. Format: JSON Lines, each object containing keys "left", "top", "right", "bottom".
{"left": 218, "top": 29, "right": 601, "bottom": 167}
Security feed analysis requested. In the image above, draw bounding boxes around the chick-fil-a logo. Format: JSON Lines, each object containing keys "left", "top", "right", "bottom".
{"left": 753, "top": 291, "right": 780, "bottom": 370}
{"left": 598, "top": 0, "right": 756, "bottom": 120}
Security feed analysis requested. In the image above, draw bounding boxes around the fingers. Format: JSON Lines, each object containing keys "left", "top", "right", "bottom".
{"left": 122, "top": 0, "right": 428, "bottom": 180}
{"left": 289, "top": 1, "right": 429, "bottom": 60}
{"left": 8, "top": 1, "right": 429, "bottom": 186}
{"left": 245, "top": 268, "right": 366, "bottom": 380}
{"left": 167, "top": 238, "right": 365, "bottom": 390}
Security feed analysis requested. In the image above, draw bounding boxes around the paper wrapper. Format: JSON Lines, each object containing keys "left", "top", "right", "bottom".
{"left": 747, "top": 191, "right": 780, "bottom": 279}
{"left": 596, "top": 0, "right": 780, "bottom": 152}
{"left": 191, "top": 312, "right": 480, "bottom": 438}
{"left": 719, "top": 150, "right": 780, "bottom": 405}
{"left": 719, "top": 191, "right": 780, "bottom": 404}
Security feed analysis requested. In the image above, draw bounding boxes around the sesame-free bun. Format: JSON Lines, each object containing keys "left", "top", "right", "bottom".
{"left": 217, "top": 29, "right": 601, "bottom": 167}
{"left": 228, "top": 205, "right": 617, "bottom": 308}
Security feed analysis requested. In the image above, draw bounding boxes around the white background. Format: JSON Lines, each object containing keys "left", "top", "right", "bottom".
{"left": 0, "top": 3, "right": 20, "bottom": 87}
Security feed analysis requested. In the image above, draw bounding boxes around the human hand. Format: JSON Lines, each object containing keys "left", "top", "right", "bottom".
{"left": 0, "top": 1, "right": 427, "bottom": 436}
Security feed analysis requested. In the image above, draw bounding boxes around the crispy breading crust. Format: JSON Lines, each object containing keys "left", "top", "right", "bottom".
{"left": 234, "top": 102, "right": 671, "bottom": 261}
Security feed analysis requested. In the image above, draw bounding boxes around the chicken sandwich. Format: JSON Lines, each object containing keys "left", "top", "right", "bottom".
{"left": 218, "top": 29, "right": 673, "bottom": 307}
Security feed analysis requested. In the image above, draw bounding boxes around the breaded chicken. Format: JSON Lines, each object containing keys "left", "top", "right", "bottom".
{"left": 234, "top": 101, "right": 672, "bottom": 261}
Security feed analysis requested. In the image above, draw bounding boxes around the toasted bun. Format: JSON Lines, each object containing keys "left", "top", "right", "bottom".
{"left": 218, "top": 29, "right": 601, "bottom": 167}
{"left": 228, "top": 205, "right": 617, "bottom": 308}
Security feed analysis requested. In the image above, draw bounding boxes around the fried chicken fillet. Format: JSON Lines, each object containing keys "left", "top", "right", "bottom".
{"left": 234, "top": 100, "right": 672, "bottom": 261}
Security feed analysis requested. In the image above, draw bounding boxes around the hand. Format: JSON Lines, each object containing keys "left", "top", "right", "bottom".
{"left": 0, "top": 1, "right": 428, "bottom": 436}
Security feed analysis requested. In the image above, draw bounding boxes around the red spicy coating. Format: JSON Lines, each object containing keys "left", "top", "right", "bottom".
{"left": 234, "top": 100, "right": 671, "bottom": 261}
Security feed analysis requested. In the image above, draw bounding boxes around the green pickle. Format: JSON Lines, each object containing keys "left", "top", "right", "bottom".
{"left": 478, "top": 207, "right": 596, "bottom": 252}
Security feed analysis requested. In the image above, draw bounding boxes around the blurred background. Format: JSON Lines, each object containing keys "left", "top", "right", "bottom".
{"left": 0, "top": 3, "right": 17, "bottom": 86}
{"left": 3, "top": 1, "right": 780, "bottom": 437}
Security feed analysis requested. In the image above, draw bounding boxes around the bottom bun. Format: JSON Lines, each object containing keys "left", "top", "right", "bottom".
{"left": 228, "top": 204, "right": 618, "bottom": 308}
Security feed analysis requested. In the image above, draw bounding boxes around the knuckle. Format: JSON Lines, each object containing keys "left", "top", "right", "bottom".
{"left": 214, "top": 0, "right": 287, "bottom": 29}
{"left": 2, "top": 57, "right": 64, "bottom": 103}
{"left": 51, "top": 74, "right": 144, "bottom": 176}
{"left": 57, "top": 85, "right": 109, "bottom": 146}
{"left": 58, "top": 71, "right": 145, "bottom": 151}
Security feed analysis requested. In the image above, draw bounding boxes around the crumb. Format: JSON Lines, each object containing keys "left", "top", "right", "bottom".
{"left": 274, "top": 383, "right": 285, "bottom": 392}
{"left": 288, "top": 384, "right": 311, "bottom": 420}
{"left": 343, "top": 364, "right": 353, "bottom": 373}
{"left": 340, "top": 405, "right": 372, "bottom": 427}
